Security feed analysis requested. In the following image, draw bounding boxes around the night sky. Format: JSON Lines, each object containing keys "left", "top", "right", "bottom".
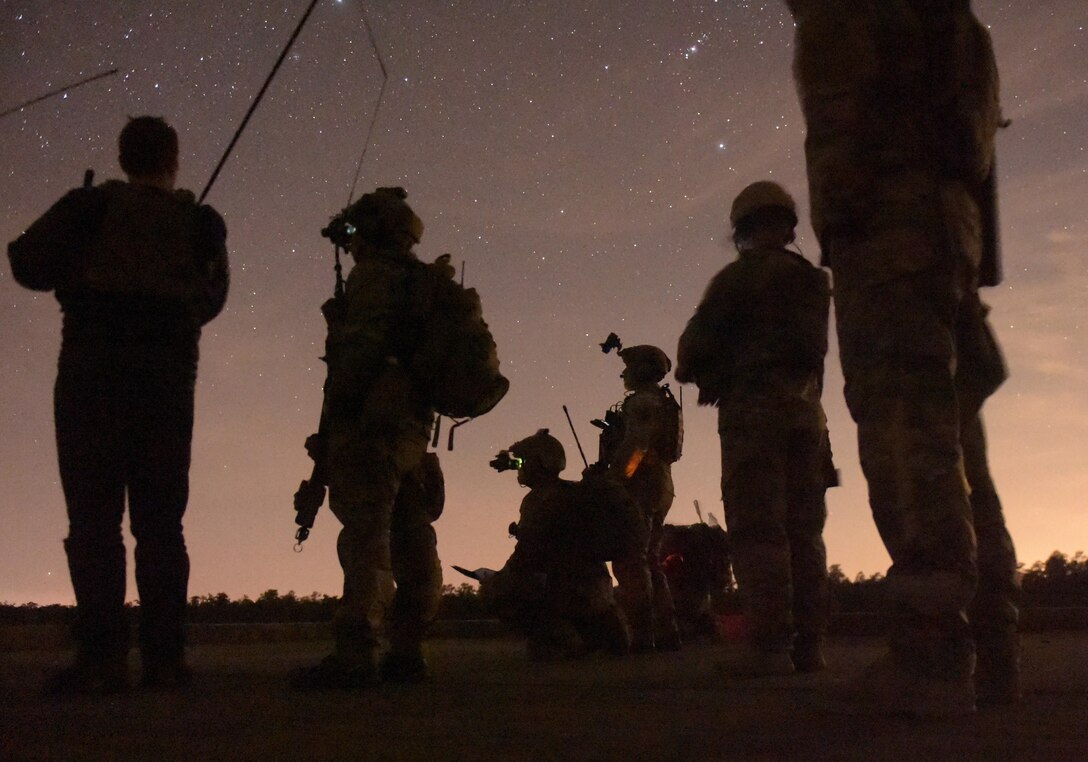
{"left": 1, "top": 1, "right": 1085, "bottom": 604}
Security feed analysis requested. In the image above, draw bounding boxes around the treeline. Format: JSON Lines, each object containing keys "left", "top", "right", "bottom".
{"left": 829, "top": 551, "right": 1088, "bottom": 613}
{"left": 3, "top": 552, "right": 1088, "bottom": 626}
{"left": 0, "top": 583, "right": 489, "bottom": 626}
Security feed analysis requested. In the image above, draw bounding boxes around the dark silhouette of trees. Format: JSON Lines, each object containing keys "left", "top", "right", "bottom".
{"left": 4, "top": 552, "right": 1088, "bottom": 624}
{"left": 1021, "top": 551, "right": 1088, "bottom": 606}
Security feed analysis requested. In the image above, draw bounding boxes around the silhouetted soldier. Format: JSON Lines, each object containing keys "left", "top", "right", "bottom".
{"left": 601, "top": 345, "right": 684, "bottom": 651}
{"left": 292, "top": 187, "right": 506, "bottom": 689}
{"left": 483, "top": 430, "right": 632, "bottom": 660}
{"left": 785, "top": 0, "right": 1019, "bottom": 714}
{"left": 677, "top": 181, "right": 834, "bottom": 676}
{"left": 8, "top": 116, "right": 229, "bottom": 693}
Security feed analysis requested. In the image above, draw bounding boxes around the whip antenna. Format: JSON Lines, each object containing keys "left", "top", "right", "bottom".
{"left": 345, "top": 7, "right": 389, "bottom": 205}
{"left": 199, "top": 0, "right": 321, "bottom": 203}
{"left": 0, "top": 68, "right": 119, "bottom": 120}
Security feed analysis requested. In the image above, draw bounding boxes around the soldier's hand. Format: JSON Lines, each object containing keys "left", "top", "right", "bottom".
{"left": 303, "top": 433, "right": 327, "bottom": 463}
{"left": 293, "top": 479, "right": 327, "bottom": 526}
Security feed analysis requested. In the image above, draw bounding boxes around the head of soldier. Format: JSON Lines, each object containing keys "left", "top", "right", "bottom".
{"left": 729, "top": 181, "right": 798, "bottom": 252}
{"left": 342, "top": 186, "right": 424, "bottom": 262}
{"left": 619, "top": 345, "right": 671, "bottom": 391}
{"left": 118, "top": 116, "right": 179, "bottom": 191}
{"left": 509, "top": 429, "right": 566, "bottom": 489}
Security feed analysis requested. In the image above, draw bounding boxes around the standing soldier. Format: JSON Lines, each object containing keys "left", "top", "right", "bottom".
{"left": 676, "top": 181, "right": 833, "bottom": 677}
{"left": 601, "top": 345, "right": 683, "bottom": 652}
{"left": 7, "top": 116, "right": 230, "bottom": 693}
{"left": 292, "top": 187, "right": 507, "bottom": 689}
{"left": 785, "top": 0, "right": 1019, "bottom": 714}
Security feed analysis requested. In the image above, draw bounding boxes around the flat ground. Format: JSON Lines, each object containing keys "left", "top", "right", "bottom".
{"left": 1, "top": 632, "right": 1086, "bottom": 760}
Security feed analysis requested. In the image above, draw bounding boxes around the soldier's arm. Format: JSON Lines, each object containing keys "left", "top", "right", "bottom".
{"left": 193, "top": 204, "right": 230, "bottom": 324}
{"left": 7, "top": 186, "right": 105, "bottom": 292}
{"left": 676, "top": 267, "right": 740, "bottom": 390}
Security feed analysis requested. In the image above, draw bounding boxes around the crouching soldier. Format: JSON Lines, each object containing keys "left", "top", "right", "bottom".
{"left": 481, "top": 430, "right": 634, "bottom": 660}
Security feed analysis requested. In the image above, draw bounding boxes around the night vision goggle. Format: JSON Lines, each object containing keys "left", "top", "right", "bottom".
{"left": 489, "top": 451, "right": 524, "bottom": 472}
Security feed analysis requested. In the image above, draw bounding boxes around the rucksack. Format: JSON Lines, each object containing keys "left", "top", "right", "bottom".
{"left": 658, "top": 384, "right": 684, "bottom": 463}
{"left": 406, "top": 258, "right": 509, "bottom": 418}
{"left": 556, "top": 473, "right": 649, "bottom": 563}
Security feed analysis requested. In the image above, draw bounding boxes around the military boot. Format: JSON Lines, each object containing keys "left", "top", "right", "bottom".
{"left": 380, "top": 642, "right": 430, "bottom": 684}
{"left": 821, "top": 653, "right": 976, "bottom": 718}
{"left": 717, "top": 642, "right": 796, "bottom": 679}
{"left": 526, "top": 619, "right": 585, "bottom": 661}
{"left": 792, "top": 635, "right": 827, "bottom": 673}
{"left": 975, "top": 634, "right": 1021, "bottom": 706}
{"left": 654, "top": 616, "right": 682, "bottom": 652}
{"left": 289, "top": 619, "right": 380, "bottom": 691}
{"left": 44, "top": 654, "right": 129, "bottom": 696}
{"left": 140, "top": 655, "right": 193, "bottom": 690}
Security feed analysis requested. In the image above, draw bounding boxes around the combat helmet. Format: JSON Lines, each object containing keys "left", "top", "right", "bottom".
{"left": 509, "top": 429, "right": 566, "bottom": 475}
{"left": 729, "top": 181, "right": 798, "bottom": 230}
{"left": 619, "top": 345, "right": 672, "bottom": 384}
{"left": 341, "top": 186, "right": 424, "bottom": 250}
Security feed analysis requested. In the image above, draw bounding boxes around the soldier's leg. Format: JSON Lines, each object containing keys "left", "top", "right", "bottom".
{"left": 955, "top": 294, "right": 1021, "bottom": 702}
{"left": 385, "top": 453, "right": 444, "bottom": 682}
{"left": 720, "top": 428, "right": 794, "bottom": 655}
{"left": 647, "top": 509, "right": 681, "bottom": 650}
{"left": 833, "top": 240, "right": 977, "bottom": 710}
{"left": 611, "top": 548, "right": 654, "bottom": 652}
{"left": 127, "top": 359, "right": 195, "bottom": 681}
{"left": 572, "top": 565, "right": 631, "bottom": 656}
{"left": 52, "top": 354, "right": 130, "bottom": 688}
{"left": 962, "top": 412, "right": 1020, "bottom": 702}
{"left": 327, "top": 430, "right": 428, "bottom": 668}
{"left": 785, "top": 428, "right": 830, "bottom": 672}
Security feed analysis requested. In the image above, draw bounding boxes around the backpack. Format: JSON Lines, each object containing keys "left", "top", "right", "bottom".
{"left": 406, "top": 258, "right": 509, "bottom": 418}
{"left": 658, "top": 384, "right": 684, "bottom": 463}
{"left": 556, "top": 473, "right": 649, "bottom": 563}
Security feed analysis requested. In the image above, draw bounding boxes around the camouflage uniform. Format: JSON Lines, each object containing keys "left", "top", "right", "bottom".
{"left": 605, "top": 351, "right": 682, "bottom": 651}
{"left": 487, "top": 479, "right": 631, "bottom": 659}
{"left": 677, "top": 241, "right": 832, "bottom": 662}
{"left": 8, "top": 177, "right": 228, "bottom": 678}
{"left": 319, "top": 228, "right": 442, "bottom": 670}
{"left": 786, "top": 0, "right": 1018, "bottom": 693}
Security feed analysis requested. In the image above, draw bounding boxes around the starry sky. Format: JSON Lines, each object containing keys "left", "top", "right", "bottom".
{"left": 1, "top": 0, "right": 1085, "bottom": 605}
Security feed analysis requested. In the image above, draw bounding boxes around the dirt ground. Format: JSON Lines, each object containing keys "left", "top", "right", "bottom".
{"left": 2, "top": 632, "right": 1086, "bottom": 761}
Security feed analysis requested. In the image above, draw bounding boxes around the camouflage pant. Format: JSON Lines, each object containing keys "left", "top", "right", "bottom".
{"left": 831, "top": 228, "right": 1017, "bottom": 678}
{"left": 957, "top": 294, "right": 1020, "bottom": 676}
{"left": 489, "top": 557, "right": 630, "bottom": 656}
{"left": 326, "top": 421, "right": 442, "bottom": 656}
{"left": 719, "top": 422, "right": 830, "bottom": 652}
{"left": 613, "top": 464, "right": 679, "bottom": 646}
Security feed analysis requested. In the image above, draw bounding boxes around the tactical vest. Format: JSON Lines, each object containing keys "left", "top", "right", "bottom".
{"left": 599, "top": 385, "right": 684, "bottom": 466}
{"left": 72, "top": 181, "right": 211, "bottom": 318}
